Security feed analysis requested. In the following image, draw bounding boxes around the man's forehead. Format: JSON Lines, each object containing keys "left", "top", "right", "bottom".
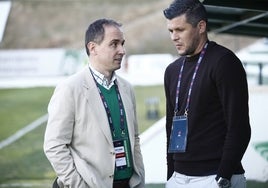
{"left": 104, "top": 25, "right": 122, "bottom": 33}
{"left": 103, "top": 25, "right": 124, "bottom": 40}
{"left": 167, "top": 15, "right": 191, "bottom": 29}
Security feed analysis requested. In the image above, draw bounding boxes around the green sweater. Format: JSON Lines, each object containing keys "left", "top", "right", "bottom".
{"left": 98, "top": 84, "right": 133, "bottom": 180}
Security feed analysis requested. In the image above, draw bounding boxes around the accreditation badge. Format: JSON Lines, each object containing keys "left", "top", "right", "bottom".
{"left": 113, "top": 139, "right": 130, "bottom": 170}
{"left": 168, "top": 115, "right": 188, "bottom": 153}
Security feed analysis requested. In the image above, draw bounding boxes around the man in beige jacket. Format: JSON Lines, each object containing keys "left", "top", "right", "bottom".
{"left": 44, "top": 18, "right": 145, "bottom": 188}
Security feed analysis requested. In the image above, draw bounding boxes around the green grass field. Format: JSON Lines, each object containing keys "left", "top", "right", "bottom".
{"left": 0, "top": 86, "right": 267, "bottom": 187}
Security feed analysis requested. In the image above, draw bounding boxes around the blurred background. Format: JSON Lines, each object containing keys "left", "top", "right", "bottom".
{"left": 0, "top": 0, "right": 268, "bottom": 187}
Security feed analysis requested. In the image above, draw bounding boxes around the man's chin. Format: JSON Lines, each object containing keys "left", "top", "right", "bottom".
{"left": 177, "top": 50, "right": 186, "bottom": 56}
{"left": 114, "top": 65, "right": 121, "bottom": 71}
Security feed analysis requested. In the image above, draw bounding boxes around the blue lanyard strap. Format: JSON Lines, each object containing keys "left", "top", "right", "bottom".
{"left": 174, "top": 42, "right": 208, "bottom": 116}
{"left": 89, "top": 68, "right": 126, "bottom": 136}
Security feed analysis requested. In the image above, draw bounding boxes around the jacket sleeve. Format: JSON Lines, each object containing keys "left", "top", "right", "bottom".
{"left": 130, "top": 85, "right": 145, "bottom": 188}
{"left": 43, "top": 81, "right": 88, "bottom": 187}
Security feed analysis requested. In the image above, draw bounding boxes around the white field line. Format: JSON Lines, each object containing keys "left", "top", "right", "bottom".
{"left": 0, "top": 114, "right": 48, "bottom": 149}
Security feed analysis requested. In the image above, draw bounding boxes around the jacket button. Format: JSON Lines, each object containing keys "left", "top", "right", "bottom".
{"left": 109, "top": 175, "right": 114, "bottom": 178}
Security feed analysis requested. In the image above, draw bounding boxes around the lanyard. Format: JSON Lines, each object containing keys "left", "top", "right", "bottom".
{"left": 89, "top": 68, "right": 126, "bottom": 136}
{"left": 174, "top": 42, "right": 208, "bottom": 117}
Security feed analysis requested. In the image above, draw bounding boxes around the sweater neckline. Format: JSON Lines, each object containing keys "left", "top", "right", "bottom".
{"left": 185, "top": 52, "right": 201, "bottom": 63}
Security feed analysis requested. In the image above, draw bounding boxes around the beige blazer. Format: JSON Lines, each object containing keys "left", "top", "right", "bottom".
{"left": 44, "top": 67, "right": 145, "bottom": 188}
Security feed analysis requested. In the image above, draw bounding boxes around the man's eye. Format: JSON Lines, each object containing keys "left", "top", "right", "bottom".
{"left": 111, "top": 43, "right": 117, "bottom": 47}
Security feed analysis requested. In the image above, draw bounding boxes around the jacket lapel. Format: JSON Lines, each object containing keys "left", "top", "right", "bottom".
{"left": 116, "top": 78, "right": 135, "bottom": 148}
{"left": 82, "top": 67, "right": 113, "bottom": 146}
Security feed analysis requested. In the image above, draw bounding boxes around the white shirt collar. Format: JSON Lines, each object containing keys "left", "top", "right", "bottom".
{"left": 88, "top": 64, "right": 116, "bottom": 90}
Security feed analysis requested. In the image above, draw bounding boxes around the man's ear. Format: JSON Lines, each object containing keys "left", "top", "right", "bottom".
{"left": 198, "top": 20, "right": 207, "bottom": 34}
{"left": 87, "top": 42, "right": 97, "bottom": 55}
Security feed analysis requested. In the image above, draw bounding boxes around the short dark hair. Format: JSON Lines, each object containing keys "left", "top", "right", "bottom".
{"left": 163, "top": 0, "right": 207, "bottom": 27}
{"left": 85, "top": 18, "right": 122, "bottom": 55}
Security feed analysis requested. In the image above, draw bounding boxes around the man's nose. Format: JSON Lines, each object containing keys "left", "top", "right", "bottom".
{"left": 171, "top": 31, "right": 179, "bottom": 41}
{"left": 119, "top": 45, "right": 126, "bottom": 55}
